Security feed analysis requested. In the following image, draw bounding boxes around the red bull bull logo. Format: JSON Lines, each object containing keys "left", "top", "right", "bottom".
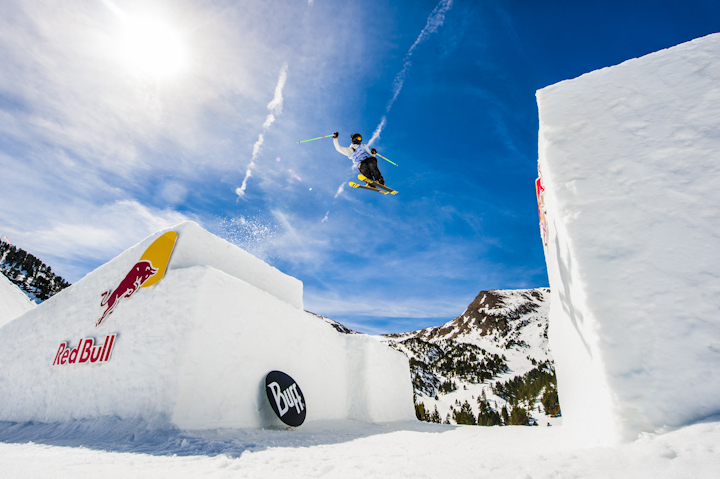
{"left": 95, "top": 231, "right": 178, "bottom": 328}
{"left": 96, "top": 260, "right": 158, "bottom": 327}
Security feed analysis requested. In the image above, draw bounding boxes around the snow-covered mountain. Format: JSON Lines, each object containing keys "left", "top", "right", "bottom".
{"left": 380, "top": 288, "right": 560, "bottom": 427}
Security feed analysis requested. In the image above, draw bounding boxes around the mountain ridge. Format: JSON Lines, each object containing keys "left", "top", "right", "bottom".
{"left": 380, "top": 288, "right": 559, "bottom": 426}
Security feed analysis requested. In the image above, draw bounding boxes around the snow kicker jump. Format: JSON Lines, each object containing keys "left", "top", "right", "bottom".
{"left": 0, "top": 221, "right": 415, "bottom": 429}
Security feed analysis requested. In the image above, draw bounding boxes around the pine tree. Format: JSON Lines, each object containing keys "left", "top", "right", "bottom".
{"left": 430, "top": 406, "right": 441, "bottom": 424}
{"left": 415, "top": 401, "right": 428, "bottom": 421}
{"left": 508, "top": 406, "right": 530, "bottom": 426}
{"left": 453, "top": 400, "right": 477, "bottom": 425}
{"left": 477, "top": 397, "right": 502, "bottom": 426}
{"left": 541, "top": 387, "right": 561, "bottom": 417}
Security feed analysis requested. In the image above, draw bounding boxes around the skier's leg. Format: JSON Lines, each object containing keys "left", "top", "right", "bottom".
{"left": 358, "top": 161, "right": 373, "bottom": 181}
{"left": 367, "top": 157, "right": 384, "bottom": 185}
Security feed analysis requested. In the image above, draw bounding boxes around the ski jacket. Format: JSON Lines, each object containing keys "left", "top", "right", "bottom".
{"left": 333, "top": 137, "right": 375, "bottom": 167}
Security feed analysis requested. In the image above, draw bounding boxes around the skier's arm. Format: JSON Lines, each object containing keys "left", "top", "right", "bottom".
{"left": 333, "top": 137, "right": 354, "bottom": 157}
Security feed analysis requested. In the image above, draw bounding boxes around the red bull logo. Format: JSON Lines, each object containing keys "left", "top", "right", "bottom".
{"left": 95, "top": 231, "right": 178, "bottom": 328}
{"left": 50, "top": 231, "right": 178, "bottom": 368}
{"left": 96, "top": 260, "right": 158, "bottom": 327}
{"left": 53, "top": 335, "right": 116, "bottom": 366}
{"left": 536, "top": 166, "right": 548, "bottom": 247}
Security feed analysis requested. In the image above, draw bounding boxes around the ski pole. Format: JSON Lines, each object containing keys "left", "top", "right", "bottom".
{"left": 375, "top": 153, "right": 398, "bottom": 166}
{"left": 297, "top": 134, "right": 335, "bottom": 144}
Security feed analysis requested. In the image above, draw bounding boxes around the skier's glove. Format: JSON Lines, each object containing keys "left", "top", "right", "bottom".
{"left": 333, "top": 132, "right": 339, "bottom": 138}
{"left": 371, "top": 148, "right": 377, "bottom": 155}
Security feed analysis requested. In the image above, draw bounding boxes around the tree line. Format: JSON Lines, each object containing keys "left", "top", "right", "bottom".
{"left": 414, "top": 362, "right": 561, "bottom": 426}
{"left": 0, "top": 240, "right": 70, "bottom": 302}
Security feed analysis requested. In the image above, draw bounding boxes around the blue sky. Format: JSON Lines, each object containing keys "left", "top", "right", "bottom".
{"left": 2, "top": 0, "right": 720, "bottom": 334}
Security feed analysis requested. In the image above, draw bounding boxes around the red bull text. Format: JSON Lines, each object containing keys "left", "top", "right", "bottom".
{"left": 53, "top": 335, "right": 116, "bottom": 366}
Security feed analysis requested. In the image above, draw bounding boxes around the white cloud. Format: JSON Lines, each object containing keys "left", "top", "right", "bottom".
{"left": 305, "top": 291, "right": 466, "bottom": 321}
{"left": 2, "top": 200, "right": 191, "bottom": 281}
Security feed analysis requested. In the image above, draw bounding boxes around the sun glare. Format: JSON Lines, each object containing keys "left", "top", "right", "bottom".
{"left": 121, "top": 18, "right": 187, "bottom": 79}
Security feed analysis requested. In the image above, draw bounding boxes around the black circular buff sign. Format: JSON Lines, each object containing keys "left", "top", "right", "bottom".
{"left": 265, "top": 370, "right": 307, "bottom": 427}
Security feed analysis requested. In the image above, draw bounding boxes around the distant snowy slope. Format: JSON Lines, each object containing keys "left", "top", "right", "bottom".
{"left": 0, "top": 272, "right": 35, "bottom": 327}
{"left": 381, "top": 288, "right": 560, "bottom": 427}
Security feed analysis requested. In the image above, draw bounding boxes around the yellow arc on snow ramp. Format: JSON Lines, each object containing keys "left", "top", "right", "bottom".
{"left": 139, "top": 231, "right": 178, "bottom": 288}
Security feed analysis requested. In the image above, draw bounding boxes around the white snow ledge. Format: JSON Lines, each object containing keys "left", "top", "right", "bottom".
{"left": 538, "top": 32, "right": 720, "bottom": 445}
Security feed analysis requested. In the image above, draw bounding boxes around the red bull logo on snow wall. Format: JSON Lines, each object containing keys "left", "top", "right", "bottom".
{"left": 96, "top": 260, "right": 158, "bottom": 327}
{"left": 536, "top": 166, "right": 548, "bottom": 247}
{"left": 52, "top": 231, "right": 178, "bottom": 366}
{"left": 96, "top": 231, "right": 178, "bottom": 328}
{"left": 53, "top": 335, "right": 116, "bottom": 366}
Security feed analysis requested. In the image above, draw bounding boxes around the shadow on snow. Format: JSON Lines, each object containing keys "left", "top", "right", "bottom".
{"left": 0, "top": 417, "right": 453, "bottom": 458}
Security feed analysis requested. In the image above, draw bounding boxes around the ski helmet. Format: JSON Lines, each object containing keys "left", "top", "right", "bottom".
{"left": 351, "top": 133, "right": 362, "bottom": 144}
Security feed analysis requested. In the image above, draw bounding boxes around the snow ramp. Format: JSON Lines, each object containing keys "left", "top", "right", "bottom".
{"left": 0, "top": 221, "right": 415, "bottom": 428}
{"left": 0, "top": 273, "right": 36, "bottom": 328}
{"left": 537, "top": 33, "right": 720, "bottom": 444}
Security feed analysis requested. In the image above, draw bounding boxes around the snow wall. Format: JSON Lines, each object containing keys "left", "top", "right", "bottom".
{"left": 0, "top": 221, "right": 415, "bottom": 428}
{"left": 537, "top": 33, "right": 720, "bottom": 444}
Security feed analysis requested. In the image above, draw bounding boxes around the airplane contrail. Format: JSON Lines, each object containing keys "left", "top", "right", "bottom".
{"left": 369, "top": 0, "right": 453, "bottom": 146}
{"left": 236, "top": 63, "right": 289, "bottom": 198}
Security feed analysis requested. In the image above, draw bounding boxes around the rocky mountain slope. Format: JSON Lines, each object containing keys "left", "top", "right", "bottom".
{"left": 380, "top": 288, "right": 560, "bottom": 426}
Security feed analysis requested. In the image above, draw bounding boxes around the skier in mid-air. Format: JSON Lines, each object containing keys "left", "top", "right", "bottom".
{"left": 333, "top": 132, "right": 385, "bottom": 186}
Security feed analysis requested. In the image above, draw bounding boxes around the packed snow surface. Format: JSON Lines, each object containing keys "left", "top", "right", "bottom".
{"left": 0, "top": 273, "right": 35, "bottom": 327}
{"left": 538, "top": 32, "right": 720, "bottom": 444}
{"left": 0, "top": 417, "right": 718, "bottom": 478}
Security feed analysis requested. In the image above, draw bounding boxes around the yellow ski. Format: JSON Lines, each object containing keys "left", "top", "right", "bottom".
{"left": 349, "top": 182, "right": 389, "bottom": 194}
{"left": 358, "top": 174, "right": 398, "bottom": 195}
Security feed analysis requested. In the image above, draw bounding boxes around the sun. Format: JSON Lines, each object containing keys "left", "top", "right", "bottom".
{"left": 120, "top": 18, "right": 187, "bottom": 79}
